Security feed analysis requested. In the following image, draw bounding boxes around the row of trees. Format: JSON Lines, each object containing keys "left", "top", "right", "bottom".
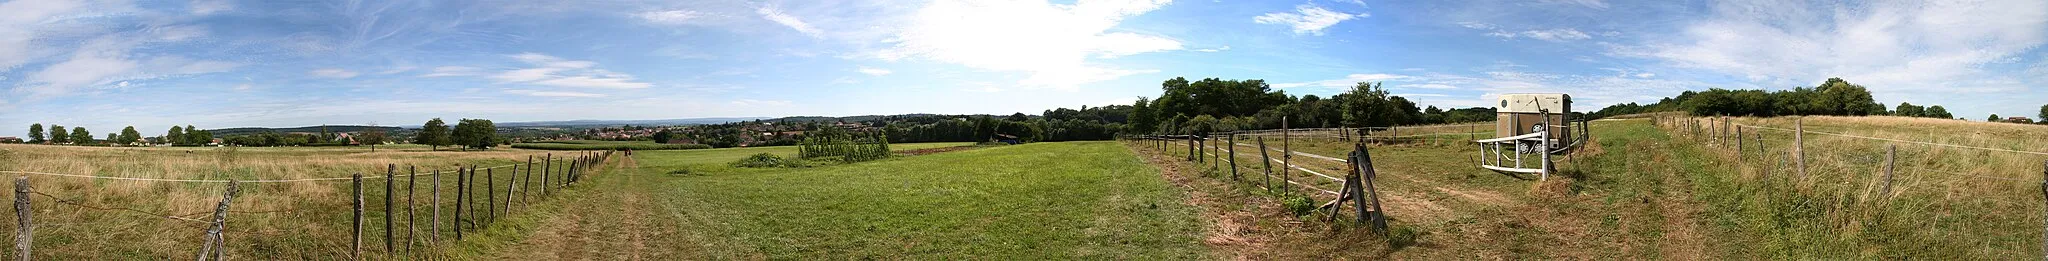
{"left": 1588, "top": 78, "right": 1961, "bottom": 120}
{"left": 23, "top": 123, "right": 212, "bottom": 146}
{"left": 1127, "top": 77, "right": 1491, "bottom": 136}
{"left": 410, "top": 118, "right": 499, "bottom": 151}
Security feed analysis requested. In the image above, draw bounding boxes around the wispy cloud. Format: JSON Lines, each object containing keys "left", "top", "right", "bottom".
{"left": 636, "top": 10, "right": 701, "bottom": 25}
{"left": 730, "top": 99, "right": 792, "bottom": 106}
{"left": 506, "top": 89, "right": 605, "bottom": 98}
{"left": 757, "top": 5, "right": 823, "bottom": 38}
{"left": 309, "top": 68, "right": 359, "bottom": 79}
{"left": 857, "top": 66, "right": 891, "bottom": 76}
{"left": 486, "top": 53, "right": 651, "bottom": 89}
{"left": 1253, "top": 5, "right": 1365, "bottom": 36}
{"left": 420, "top": 66, "right": 483, "bottom": 77}
{"left": 878, "top": 0, "right": 1181, "bottom": 90}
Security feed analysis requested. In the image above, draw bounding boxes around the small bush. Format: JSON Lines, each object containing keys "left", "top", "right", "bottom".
{"left": 730, "top": 153, "right": 814, "bottom": 168}
{"left": 1282, "top": 194, "right": 1316, "bottom": 217}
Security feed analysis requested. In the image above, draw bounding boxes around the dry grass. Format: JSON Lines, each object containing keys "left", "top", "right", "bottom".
{"left": 0, "top": 144, "right": 570, "bottom": 259}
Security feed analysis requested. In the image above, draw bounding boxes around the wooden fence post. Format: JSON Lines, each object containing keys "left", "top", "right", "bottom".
{"left": 522, "top": 156, "right": 533, "bottom": 205}
{"left": 1185, "top": 138, "right": 1195, "bottom": 162}
{"left": 1282, "top": 118, "right": 1292, "bottom": 195}
{"left": 1259, "top": 137, "right": 1273, "bottom": 192}
{"left": 486, "top": 168, "right": 495, "bottom": 224}
{"left": 1735, "top": 126, "right": 1743, "bottom": 162}
{"left": 195, "top": 180, "right": 239, "bottom": 261}
{"left": 542, "top": 154, "right": 552, "bottom": 197}
{"left": 351, "top": 172, "right": 363, "bottom": 261}
{"left": 1796, "top": 118, "right": 1807, "bottom": 180}
{"left": 455, "top": 167, "right": 465, "bottom": 241}
{"left": 383, "top": 165, "right": 395, "bottom": 259}
{"left": 505, "top": 165, "right": 516, "bottom": 217}
{"left": 2039, "top": 159, "right": 2048, "bottom": 260}
{"left": 13, "top": 176, "right": 30, "bottom": 261}
{"left": 1882, "top": 144, "right": 1895, "bottom": 199}
{"left": 1229, "top": 133, "right": 1239, "bottom": 180}
{"left": 430, "top": 170, "right": 441, "bottom": 251}
{"left": 405, "top": 166, "right": 417, "bottom": 258}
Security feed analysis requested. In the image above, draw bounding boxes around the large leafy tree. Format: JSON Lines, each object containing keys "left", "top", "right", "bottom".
{"left": 2039, "top": 104, "right": 2047, "bottom": 124}
{"left": 68, "top": 127, "right": 90, "bottom": 145}
{"left": 167, "top": 126, "right": 186, "bottom": 145}
{"left": 450, "top": 118, "right": 496, "bottom": 151}
{"left": 1128, "top": 97, "right": 1157, "bottom": 134}
{"left": 360, "top": 128, "right": 388, "bottom": 151}
{"left": 119, "top": 126, "right": 142, "bottom": 144}
{"left": 1893, "top": 102, "right": 1924, "bottom": 117}
{"left": 1925, "top": 105, "right": 1952, "bottom": 119}
{"left": 27, "top": 124, "right": 42, "bottom": 143}
{"left": 48, "top": 125, "right": 66, "bottom": 144}
{"left": 1341, "top": 82, "right": 1409, "bottom": 127}
{"left": 184, "top": 125, "right": 202, "bottom": 145}
{"left": 416, "top": 118, "right": 452, "bottom": 150}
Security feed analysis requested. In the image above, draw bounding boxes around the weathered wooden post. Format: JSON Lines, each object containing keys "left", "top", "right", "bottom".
{"left": 542, "top": 154, "right": 552, "bottom": 197}
{"left": 506, "top": 165, "right": 517, "bottom": 216}
{"left": 1882, "top": 145, "right": 1895, "bottom": 199}
{"left": 1282, "top": 117, "right": 1292, "bottom": 194}
{"left": 1259, "top": 137, "right": 1273, "bottom": 191}
{"left": 13, "top": 176, "right": 30, "bottom": 261}
{"left": 486, "top": 168, "right": 496, "bottom": 224}
{"left": 1229, "top": 133, "right": 1239, "bottom": 180}
{"left": 455, "top": 167, "right": 465, "bottom": 240}
{"left": 1186, "top": 138, "right": 1195, "bottom": 162}
{"left": 405, "top": 166, "right": 417, "bottom": 257}
{"left": 352, "top": 172, "right": 364, "bottom": 261}
{"left": 522, "top": 156, "right": 534, "bottom": 205}
{"left": 383, "top": 165, "right": 395, "bottom": 259}
{"left": 1356, "top": 143, "right": 1387, "bottom": 232}
{"left": 1796, "top": 118, "right": 1807, "bottom": 180}
{"left": 430, "top": 170, "right": 441, "bottom": 249}
{"left": 196, "top": 180, "right": 239, "bottom": 261}
{"left": 2041, "top": 160, "right": 2048, "bottom": 260}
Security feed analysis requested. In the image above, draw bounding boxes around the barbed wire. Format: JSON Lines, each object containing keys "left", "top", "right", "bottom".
{"left": 29, "top": 190, "right": 209, "bottom": 224}
{"left": 1734, "top": 123, "right": 2048, "bottom": 156}
{"left": 0, "top": 156, "right": 588, "bottom": 183}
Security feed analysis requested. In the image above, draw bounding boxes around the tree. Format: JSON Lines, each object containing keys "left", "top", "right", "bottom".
{"left": 2039, "top": 104, "right": 2047, "bottom": 124}
{"left": 360, "top": 128, "right": 389, "bottom": 152}
{"left": 1989, "top": 114, "right": 2002, "bottom": 122}
{"left": 650, "top": 130, "right": 673, "bottom": 144}
{"left": 416, "top": 118, "right": 452, "bottom": 150}
{"left": 49, "top": 125, "right": 66, "bottom": 144}
{"left": 68, "top": 127, "right": 90, "bottom": 145}
{"left": 192, "top": 129, "right": 213, "bottom": 145}
{"left": 1893, "top": 102, "right": 1923, "bottom": 117}
{"left": 185, "top": 125, "right": 201, "bottom": 145}
{"left": 167, "top": 126, "right": 186, "bottom": 146}
{"left": 1007, "top": 113, "right": 1030, "bottom": 122}
{"left": 119, "top": 126, "right": 141, "bottom": 145}
{"left": 1925, "top": 105, "right": 1952, "bottom": 119}
{"left": 450, "top": 118, "right": 497, "bottom": 151}
{"left": 27, "top": 124, "right": 43, "bottom": 144}
{"left": 1128, "top": 97, "right": 1158, "bottom": 134}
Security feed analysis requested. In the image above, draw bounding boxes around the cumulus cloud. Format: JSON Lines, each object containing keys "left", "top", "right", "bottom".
{"left": 878, "top": 0, "right": 1182, "bottom": 90}
{"left": 757, "top": 6, "right": 823, "bottom": 38}
{"left": 309, "top": 69, "right": 359, "bottom": 79}
{"left": 1253, "top": 5, "right": 1364, "bottom": 36}
{"left": 1614, "top": 0, "right": 2048, "bottom": 94}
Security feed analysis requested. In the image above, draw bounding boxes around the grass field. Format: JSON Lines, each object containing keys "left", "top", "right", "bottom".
{"left": 465, "top": 141, "right": 1209, "bottom": 259}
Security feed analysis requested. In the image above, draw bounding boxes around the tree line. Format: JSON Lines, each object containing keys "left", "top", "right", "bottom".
{"left": 1586, "top": 78, "right": 1985, "bottom": 121}
{"left": 20, "top": 123, "right": 214, "bottom": 146}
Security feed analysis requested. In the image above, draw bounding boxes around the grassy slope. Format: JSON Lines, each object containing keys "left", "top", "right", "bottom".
{"left": 473, "top": 141, "right": 1208, "bottom": 259}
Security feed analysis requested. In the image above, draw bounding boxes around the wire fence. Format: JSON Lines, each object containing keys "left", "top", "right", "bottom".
{"left": 1653, "top": 114, "right": 2048, "bottom": 200}
{"left": 0, "top": 150, "right": 618, "bottom": 260}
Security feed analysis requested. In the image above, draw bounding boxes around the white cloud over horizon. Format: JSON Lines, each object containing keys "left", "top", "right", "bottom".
{"left": 1254, "top": 5, "right": 1364, "bottom": 36}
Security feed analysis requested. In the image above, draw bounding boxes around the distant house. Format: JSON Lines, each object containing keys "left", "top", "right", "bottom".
{"left": 334, "top": 133, "right": 359, "bottom": 145}
{"left": 994, "top": 134, "right": 1020, "bottom": 145}
{"left": 2004, "top": 117, "right": 2036, "bottom": 124}
{"left": 0, "top": 137, "right": 20, "bottom": 143}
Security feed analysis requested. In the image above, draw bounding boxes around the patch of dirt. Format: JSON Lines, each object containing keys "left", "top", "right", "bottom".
{"left": 1433, "top": 186, "right": 1512, "bottom": 207}
{"left": 896, "top": 146, "right": 977, "bottom": 156}
{"left": 1127, "top": 144, "right": 1282, "bottom": 260}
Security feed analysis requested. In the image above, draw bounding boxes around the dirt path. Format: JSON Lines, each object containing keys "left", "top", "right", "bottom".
{"left": 1126, "top": 143, "right": 1282, "bottom": 260}
{"left": 494, "top": 153, "right": 676, "bottom": 260}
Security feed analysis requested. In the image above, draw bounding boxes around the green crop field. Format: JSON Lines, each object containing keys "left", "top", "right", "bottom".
{"left": 462, "top": 141, "right": 1209, "bottom": 259}
{"left": 510, "top": 140, "right": 713, "bottom": 150}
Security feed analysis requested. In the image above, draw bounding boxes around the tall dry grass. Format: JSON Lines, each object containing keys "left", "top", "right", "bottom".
{"left": 1655, "top": 114, "right": 2048, "bottom": 258}
{"left": 0, "top": 144, "right": 577, "bottom": 259}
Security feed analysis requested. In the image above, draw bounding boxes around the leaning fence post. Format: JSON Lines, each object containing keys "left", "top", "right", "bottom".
{"left": 196, "top": 180, "right": 239, "bottom": 261}
{"left": 14, "top": 176, "right": 30, "bottom": 261}
{"left": 1229, "top": 133, "right": 1239, "bottom": 180}
{"left": 1796, "top": 118, "right": 1807, "bottom": 180}
{"left": 1259, "top": 137, "right": 1273, "bottom": 192}
{"left": 542, "top": 154, "right": 552, "bottom": 197}
{"left": 505, "top": 165, "right": 517, "bottom": 217}
{"left": 454, "top": 167, "right": 465, "bottom": 241}
{"left": 383, "top": 165, "right": 394, "bottom": 259}
{"left": 351, "top": 172, "right": 363, "bottom": 261}
{"left": 522, "top": 156, "right": 534, "bottom": 206}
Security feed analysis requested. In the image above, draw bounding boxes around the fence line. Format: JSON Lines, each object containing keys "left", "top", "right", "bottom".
{"left": 1736, "top": 123, "right": 2048, "bottom": 156}
{"left": 0, "top": 161, "right": 542, "bottom": 183}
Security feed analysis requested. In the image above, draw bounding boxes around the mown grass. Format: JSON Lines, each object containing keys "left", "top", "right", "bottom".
{"left": 512, "top": 140, "right": 712, "bottom": 150}
{"left": 625, "top": 141, "right": 1209, "bottom": 259}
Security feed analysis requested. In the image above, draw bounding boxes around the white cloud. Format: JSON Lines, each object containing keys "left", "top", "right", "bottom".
{"left": 730, "top": 99, "right": 792, "bottom": 106}
{"left": 190, "top": 0, "right": 232, "bottom": 15}
{"left": 17, "top": 37, "right": 239, "bottom": 97}
{"left": 1538, "top": 0, "right": 1608, "bottom": 9}
{"left": 1273, "top": 73, "right": 1410, "bottom": 88}
{"left": 0, "top": 0, "right": 88, "bottom": 72}
{"left": 1253, "top": 5, "right": 1364, "bottom": 36}
{"left": 1457, "top": 22, "right": 1497, "bottom": 30}
{"left": 309, "top": 69, "right": 359, "bottom": 79}
{"left": 757, "top": 6, "right": 823, "bottom": 38}
{"left": 879, "top": 0, "right": 1181, "bottom": 90}
{"left": 1193, "top": 46, "right": 1231, "bottom": 52}
{"left": 506, "top": 89, "right": 605, "bottom": 98}
{"left": 1519, "top": 28, "right": 1592, "bottom": 42}
{"left": 857, "top": 66, "right": 891, "bottom": 76}
{"left": 1615, "top": 0, "right": 2048, "bottom": 94}
{"left": 421, "top": 66, "right": 482, "bottom": 77}
{"left": 483, "top": 53, "right": 651, "bottom": 89}
{"left": 635, "top": 10, "right": 700, "bottom": 25}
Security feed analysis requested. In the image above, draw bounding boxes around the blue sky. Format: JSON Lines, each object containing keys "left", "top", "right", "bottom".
{"left": 3, "top": 0, "right": 2046, "bottom": 137}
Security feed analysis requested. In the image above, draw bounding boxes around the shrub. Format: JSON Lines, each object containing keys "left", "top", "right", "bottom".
{"left": 730, "top": 153, "right": 813, "bottom": 168}
{"left": 1282, "top": 194, "right": 1316, "bottom": 217}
